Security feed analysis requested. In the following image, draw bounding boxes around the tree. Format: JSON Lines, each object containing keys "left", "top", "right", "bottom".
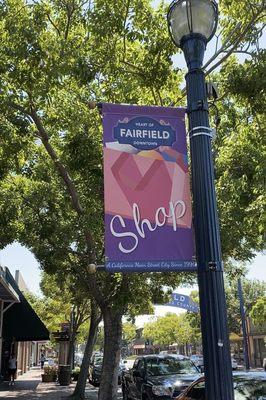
{"left": 25, "top": 272, "right": 94, "bottom": 361}
{"left": 122, "top": 322, "right": 137, "bottom": 343}
{"left": 225, "top": 277, "right": 265, "bottom": 334}
{"left": 186, "top": 291, "right": 201, "bottom": 345}
{"left": 186, "top": 279, "right": 266, "bottom": 337}
{"left": 214, "top": 55, "right": 266, "bottom": 261}
{"left": 94, "top": 326, "right": 104, "bottom": 351}
{"left": 25, "top": 291, "right": 71, "bottom": 335}
{"left": 0, "top": 3, "right": 192, "bottom": 399}
{"left": 250, "top": 297, "right": 266, "bottom": 327}
{"left": 40, "top": 272, "right": 93, "bottom": 364}
{"left": 143, "top": 313, "right": 194, "bottom": 349}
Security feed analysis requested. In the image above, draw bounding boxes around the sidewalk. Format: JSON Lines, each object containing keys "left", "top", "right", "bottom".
{"left": 0, "top": 367, "right": 122, "bottom": 399}
{"left": 0, "top": 367, "right": 77, "bottom": 400}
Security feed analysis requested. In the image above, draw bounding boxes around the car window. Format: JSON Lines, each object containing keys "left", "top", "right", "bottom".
{"left": 145, "top": 357, "right": 198, "bottom": 376}
{"left": 133, "top": 359, "right": 140, "bottom": 369}
{"left": 186, "top": 379, "right": 266, "bottom": 400}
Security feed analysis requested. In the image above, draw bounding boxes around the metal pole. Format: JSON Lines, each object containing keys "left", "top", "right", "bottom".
{"left": 182, "top": 35, "right": 234, "bottom": 400}
{"left": 237, "top": 278, "right": 250, "bottom": 370}
{"left": 72, "top": 308, "right": 76, "bottom": 369}
{"left": 70, "top": 306, "right": 75, "bottom": 370}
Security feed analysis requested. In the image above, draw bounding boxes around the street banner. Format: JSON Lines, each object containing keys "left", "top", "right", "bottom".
{"left": 103, "top": 103, "right": 196, "bottom": 273}
{"left": 166, "top": 293, "right": 199, "bottom": 313}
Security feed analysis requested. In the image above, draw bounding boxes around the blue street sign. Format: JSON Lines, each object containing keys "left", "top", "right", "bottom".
{"left": 166, "top": 292, "right": 199, "bottom": 313}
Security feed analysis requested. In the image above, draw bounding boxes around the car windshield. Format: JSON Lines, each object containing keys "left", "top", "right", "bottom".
{"left": 146, "top": 357, "right": 198, "bottom": 376}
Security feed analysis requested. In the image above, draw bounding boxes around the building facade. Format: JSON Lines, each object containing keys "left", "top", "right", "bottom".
{"left": 0, "top": 266, "right": 49, "bottom": 381}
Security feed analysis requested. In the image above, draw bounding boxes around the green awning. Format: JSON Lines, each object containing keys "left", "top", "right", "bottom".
{"left": 2, "top": 269, "right": 49, "bottom": 342}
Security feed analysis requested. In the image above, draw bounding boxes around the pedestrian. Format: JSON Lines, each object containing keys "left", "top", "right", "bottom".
{"left": 40, "top": 353, "right": 46, "bottom": 369}
{"left": 8, "top": 353, "right": 17, "bottom": 386}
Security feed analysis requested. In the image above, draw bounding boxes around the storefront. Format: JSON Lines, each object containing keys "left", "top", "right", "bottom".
{"left": 247, "top": 317, "right": 266, "bottom": 368}
{"left": 0, "top": 266, "right": 49, "bottom": 380}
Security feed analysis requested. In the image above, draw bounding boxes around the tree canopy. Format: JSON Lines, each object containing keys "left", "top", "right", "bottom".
{"left": 143, "top": 313, "right": 194, "bottom": 347}
{"left": 225, "top": 277, "right": 265, "bottom": 334}
{"left": 250, "top": 296, "right": 266, "bottom": 328}
{"left": 26, "top": 271, "right": 91, "bottom": 343}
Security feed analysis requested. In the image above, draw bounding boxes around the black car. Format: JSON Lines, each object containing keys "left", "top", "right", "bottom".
{"left": 176, "top": 371, "right": 266, "bottom": 399}
{"left": 89, "top": 354, "right": 103, "bottom": 386}
{"left": 89, "top": 354, "right": 125, "bottom": 386}
{"left": 121, "top": 354, "right": 201, "bottom": 399}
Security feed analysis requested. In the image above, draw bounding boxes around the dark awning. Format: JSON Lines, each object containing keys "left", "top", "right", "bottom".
{"left": 2, "top": 268, "right": 49, "bottom": 342}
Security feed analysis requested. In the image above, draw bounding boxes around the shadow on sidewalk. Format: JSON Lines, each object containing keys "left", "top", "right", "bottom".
{"left": 0, "top": 379, "right": 40, "bottom": 392}
{"left": 0, "top": 381, "right": 73, "bottom": 399}
{"left": 0, "top": 386, "right": 73, "bottom": 400}
{"left": 0, "top": 380, "right": 122, "bottom": 399}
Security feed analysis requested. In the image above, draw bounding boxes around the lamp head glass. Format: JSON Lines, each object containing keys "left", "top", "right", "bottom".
{"left": 168, "top": 0, "right": 218, "bottom": 47}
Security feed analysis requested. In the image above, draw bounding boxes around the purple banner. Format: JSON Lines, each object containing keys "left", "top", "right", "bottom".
{"left": 103, "top": 103, "right": 196, "bottom": 273}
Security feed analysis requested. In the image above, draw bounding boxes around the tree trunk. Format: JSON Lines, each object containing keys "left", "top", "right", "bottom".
{"left": 70, "top": 305, "right": 100, "bottom": 400}
{"left": 98, "top": 309, "right": 122, "bottom": 400}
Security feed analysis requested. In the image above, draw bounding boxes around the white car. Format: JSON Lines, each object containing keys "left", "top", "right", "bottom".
{"left": 122, "top": 359, "right": 136, "bottom": 370}
{"left": 231, "top": 358, "right": 238, "bottom": 370}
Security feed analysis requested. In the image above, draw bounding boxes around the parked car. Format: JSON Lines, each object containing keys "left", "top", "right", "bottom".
{"left": 190, "top": 355, "right": 204, "bottom": 369}
{"left": 190, "top": 354, "right": 238, "bottom": 371}
{"left": 122, "top": 358, "right": 136, "bottom": 370}
{"left": 89, "top": 354, "right": 104, "bottom": 385}
{"left": 121, "top": 354, "right": 201, "bottom": 399}
{"left": 89, "top": 354, "right": 125, "bottom": 386}
{"left": 74, "top": 352, "right": 84, "bottom": 366}
{"left": 175, "top": 371, "right": 266, "bottom": 399}
{"left": 231, "top": 357, "right": 238, "bottom": 370}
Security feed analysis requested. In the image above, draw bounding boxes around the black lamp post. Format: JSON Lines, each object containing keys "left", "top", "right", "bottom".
{"left": 237, "top": 278, "right": 250, "bottom": 371}
{"left": 167, "top": 1, "right": 234, "bottom": 399}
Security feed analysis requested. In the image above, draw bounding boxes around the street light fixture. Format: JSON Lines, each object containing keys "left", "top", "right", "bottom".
{"left": 168, "top": 0, "right": 218, "bottom": 47}
{"left": 167, "top": 1, "right": 235, "bottom": 399}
